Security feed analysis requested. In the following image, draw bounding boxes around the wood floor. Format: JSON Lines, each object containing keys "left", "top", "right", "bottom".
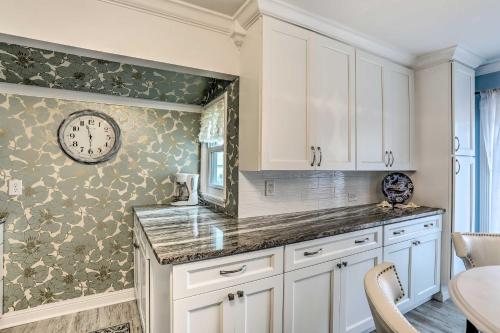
{"left": 3, "top": 298, "right": 465, "bottom": 333}
{"left": 2, "top": 301, "right": 142, "bottom": 333}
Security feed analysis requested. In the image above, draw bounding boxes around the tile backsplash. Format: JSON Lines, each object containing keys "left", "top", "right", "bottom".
{"left": 238, "top": 171, "right": 386, "bottom": 218}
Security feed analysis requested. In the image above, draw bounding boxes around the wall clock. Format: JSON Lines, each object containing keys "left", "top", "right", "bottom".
{"left": 58, "top": 110, "right": 121, "bottom": 164}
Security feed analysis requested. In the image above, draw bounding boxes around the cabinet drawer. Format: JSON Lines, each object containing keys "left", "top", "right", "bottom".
{"left": 173, "top": 247, "right": 284, "bottom": 299}
{"left": 384, "top": 215, "right": 442, "bottom": 246}
{"left": 284, "top": 227, "right": 382, "bottom": 272}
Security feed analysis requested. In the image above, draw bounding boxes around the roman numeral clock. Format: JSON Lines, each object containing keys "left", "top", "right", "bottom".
{"left": 58, "top": 110, "right": 121, "bottom": 164}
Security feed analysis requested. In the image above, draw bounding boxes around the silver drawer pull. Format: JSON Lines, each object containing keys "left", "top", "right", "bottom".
{"left": 220, "top": 265, "right": 247, "bottom": 276}
{"left": 393, "top": 230, "right": 405, "bottom": 235}
{"left": 355, "top": 238, "right": 370, "bottom": 244}
{"left": 424, "top": 223, "right": 434, "bottom": 228}
{"left": 304, "top": 248, "right": 323, "bottom": 257}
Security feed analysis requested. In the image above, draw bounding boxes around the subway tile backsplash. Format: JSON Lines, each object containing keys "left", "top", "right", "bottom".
{"left": 238, "top": 171, "right": 386, "bottom": 218}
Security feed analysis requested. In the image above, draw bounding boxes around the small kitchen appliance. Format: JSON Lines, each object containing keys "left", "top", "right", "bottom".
{"left": 171, "top": 173, "right": 199, "bottom": 206}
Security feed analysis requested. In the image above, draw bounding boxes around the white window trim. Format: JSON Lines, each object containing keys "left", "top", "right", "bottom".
{"left": 200, "top": 92, "right": 227, "bottom": 206}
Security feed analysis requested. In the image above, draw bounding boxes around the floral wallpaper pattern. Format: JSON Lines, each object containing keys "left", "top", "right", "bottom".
{"left": 224, "top": 79, "right": 239, "bottom": 217}
{"left": 0, "top": 93, "right": 200, "bottom": 312}
{"left": 0, "top": 42, "right": 229, "bottom": 105}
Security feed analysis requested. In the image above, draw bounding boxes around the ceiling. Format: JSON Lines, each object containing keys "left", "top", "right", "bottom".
{"left": 181, "top": 0, "right": 246, "bottom": 16}
{"left": 181, "top": 0, "right": 500, "bottom": 62}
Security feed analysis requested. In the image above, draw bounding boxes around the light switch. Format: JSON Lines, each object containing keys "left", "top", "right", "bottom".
{"left": 8, "top": 179, "right": 22, "bottom": 196}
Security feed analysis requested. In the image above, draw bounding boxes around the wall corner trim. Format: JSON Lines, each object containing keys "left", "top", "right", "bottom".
{"left": 0, "top": 288, "right": 135, "bottom": 330}
{"left": 476, "top": 59, "right": 500, "bottom": 77}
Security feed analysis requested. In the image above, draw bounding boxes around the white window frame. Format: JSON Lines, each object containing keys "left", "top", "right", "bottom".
{"left": 200, "top": 92, "right": 227, "bottom": 206}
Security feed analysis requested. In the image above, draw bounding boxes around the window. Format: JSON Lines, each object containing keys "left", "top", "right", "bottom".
{"left": 199, "top": 93, "right": 226, "bottom": 205}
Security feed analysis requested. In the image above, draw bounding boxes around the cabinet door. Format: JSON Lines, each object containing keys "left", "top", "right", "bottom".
{"left": 339, "top": 248, "right": 382, "bottom": 333}
{"left": 383, "top": 63, "right": 414, "bottom": 170}
{"left": 383, "top": 240, "right": 413, "bottom": 312}
{"left": 137, "top": 243, "right": 150, "bottom": 333}
{"left": 452, "top": 62, "right": 475, "bottom": 156}
{"left": 237, "top": 275, "right": 283, "bottom": 333}
{"left": 173, "top": 286, "right": 237, "bottom": 333}
{"left": 356, "top": 51, "right": 387, "bottom": 170}
{"left": 411, "top": 232, "right": 441, "bottom": 303}
{"left": 309, "top": 35, "right": 355, "bottom": 170}
{"left": 452, "top": 155, "right": 476, "bottom": 276}
{"left": 261, "top": 17, "right": 313, "bottom": 170}
{"left": 284, "top": 260, "right": 341, "bottom": 333}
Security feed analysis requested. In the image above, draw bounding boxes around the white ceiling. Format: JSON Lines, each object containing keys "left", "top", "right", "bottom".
{"left": 280, "top": 0, "right": 500, "bottom": 61}
{"left": 180, "top": 0, "right": 246, "bottom": 16}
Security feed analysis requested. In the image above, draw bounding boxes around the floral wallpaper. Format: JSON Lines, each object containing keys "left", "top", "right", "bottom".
{"left": 0, "top": 93, "right": 200, "bottom": 312}
{"left": 0, "top": 42, "right": 229, "bottom": 105}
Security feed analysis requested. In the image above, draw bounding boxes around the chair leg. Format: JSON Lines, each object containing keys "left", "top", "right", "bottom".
{"left": 466, "top": 320, "right": 478, "bottom": 333}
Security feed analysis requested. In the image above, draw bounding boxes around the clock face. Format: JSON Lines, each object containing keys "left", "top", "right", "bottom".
{"left": 58, "top": 110, "right": 121, "bottom": 164}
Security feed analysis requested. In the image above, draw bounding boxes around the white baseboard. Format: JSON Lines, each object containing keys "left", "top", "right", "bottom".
{"left": 0, "top": 288, "right": 136, "bottom": 329}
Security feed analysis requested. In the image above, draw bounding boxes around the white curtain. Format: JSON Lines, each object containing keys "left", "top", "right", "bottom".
{"left": 480, "top": 89, "right": 500, "bottom": 232}
{"left": 199, "top": 96, "right": 225, "bottom": 145}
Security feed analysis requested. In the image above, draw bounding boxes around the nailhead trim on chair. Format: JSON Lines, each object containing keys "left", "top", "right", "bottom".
{"left": 376, "top": 264, "right": 405, "bottom": 302}
{"left": 459, "top": 233, "right": 500, "bottom": 268}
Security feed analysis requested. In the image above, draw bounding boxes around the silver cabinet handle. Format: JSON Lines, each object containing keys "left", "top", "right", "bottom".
{"left": 393, "top": 229, "right": 405, "bottom": 235}
{"left": 389, "top": 151, "right": 394, "bottom": 167}
{"left": 304, "top": 248, "right": 323, "bottom": 257}
{"left": 355, "top": 238, "right": 370, "bottom": 244}
{"left": 454, "top": 136, "right": 460, "bottom": 152}
{"left": 310, "top": 146, "right": 316, "bottom": 167}
{"left": 424, "top": 223, "right": 434, "bottom": 228}
{"left": 455, "top": 159, "right": 461, "bottom": 175}
{"left": 384, "top": 151, "right": 389, "bottom": 167}
{"left": 220, "top": 265, "right": 247, "bottom": 276}
{"left": 317, "top": 146, "right": 322, "bottom": 167}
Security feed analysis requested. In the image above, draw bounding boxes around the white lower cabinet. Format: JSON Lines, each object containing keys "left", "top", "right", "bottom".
{"left": 384, "top": 231, "right": 441, "bottom": 312}
{"left": 284, "top": 259, "right": 341, "bottom": 333}
{"left": 173, "top": 275, "right": 283, "bottom": 333}
{"left": 339, "top": 248, "right": 382, "bottom": 333}
{"left": 135, "top": 214, "right": 442, "bottom": 333}
{"left": 284, "top": 248, "right": 382, "bottom": 333}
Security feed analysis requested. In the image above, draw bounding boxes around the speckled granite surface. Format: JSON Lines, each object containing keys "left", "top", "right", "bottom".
{"left": 134, "top": 204, "right": 444, "bottom": 265}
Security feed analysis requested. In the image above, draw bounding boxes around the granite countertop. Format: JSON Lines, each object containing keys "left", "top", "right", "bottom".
{"left": 134, "top": 203, "right": 444, "bottom": 265}
{"left": 0, "top": 213, "right": 7, "bottom": 225}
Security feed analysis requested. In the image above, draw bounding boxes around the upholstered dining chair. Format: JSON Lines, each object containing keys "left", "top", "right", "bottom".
{"left": 364, "top": 262, "right": 418, "bottom": 333}
{"left": 452, "top": 232, "right": 500, "bottom": 269}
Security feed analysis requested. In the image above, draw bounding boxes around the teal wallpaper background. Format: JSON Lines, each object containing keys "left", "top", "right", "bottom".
{"left": 0, "top": 93, "right": 200, "bottom": 312}
{"left": 0, "top": 42, "right": 229, "bottom": 105}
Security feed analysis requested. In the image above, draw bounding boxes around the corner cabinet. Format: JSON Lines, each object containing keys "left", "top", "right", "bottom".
{"left": 356, "top": 50, "right": 415, "bottom": 171}
{"left": 240, "top": 16, "right": 356, "bottom": 171}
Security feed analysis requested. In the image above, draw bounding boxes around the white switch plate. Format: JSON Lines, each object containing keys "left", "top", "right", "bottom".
{"left": 265, "top": 180, "right": 275, "bottom": 196}
{"left": 8, "top": 179, "right": 22, "bottom": 196}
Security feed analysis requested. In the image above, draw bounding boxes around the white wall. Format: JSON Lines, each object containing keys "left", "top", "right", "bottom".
{"left": 238, "top": 171, "right": 385, "bottom": 218}
{"left": 0, "top": 0, "right": 240, "bottom": 75}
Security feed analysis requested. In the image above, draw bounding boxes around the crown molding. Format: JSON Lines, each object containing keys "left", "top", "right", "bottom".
{"left": 476, "top": 58, "right": 500, "bottom": 76}
{"left": 97, "top": 0, "right": 234, "bottom": 35}
{"left": 415, "top": 45, "right": 485, "bottom": 70}
{"left": 235, "top": 0, "right": 415, "bottom": 67}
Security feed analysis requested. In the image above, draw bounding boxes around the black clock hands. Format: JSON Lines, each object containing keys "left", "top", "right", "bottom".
{"left": 86, "top": 125, "right": 93, "bottom": 150}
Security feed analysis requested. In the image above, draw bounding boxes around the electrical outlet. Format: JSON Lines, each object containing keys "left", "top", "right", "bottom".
{"left": 265, "top": 180, "right": 275, "bottom": 196}
{"left": 9, "top": 179, "right": 22, "bottom": 196}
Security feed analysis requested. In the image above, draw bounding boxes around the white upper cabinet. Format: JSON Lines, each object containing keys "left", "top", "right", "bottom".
{"left": 356, "top": 51, "right": 415, "bottom": 171}
{"left": 356, "top": 52, "right": 386, "bottom": 170}
{"left": 310, "top": 35, "right": 356, "bottom": 170}
{"left": 452, "top": 62, "right": 475, "bottom": 156}
{"left": 240, "top": 16, "right": 355, "bottom": 171}
{"left": 261, "top": 17, "right": 312, "bottom": 170}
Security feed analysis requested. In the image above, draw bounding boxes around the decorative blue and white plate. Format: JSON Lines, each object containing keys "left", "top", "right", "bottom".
{"left": 382, "top": 172, "right": 414, "bottom": 205}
